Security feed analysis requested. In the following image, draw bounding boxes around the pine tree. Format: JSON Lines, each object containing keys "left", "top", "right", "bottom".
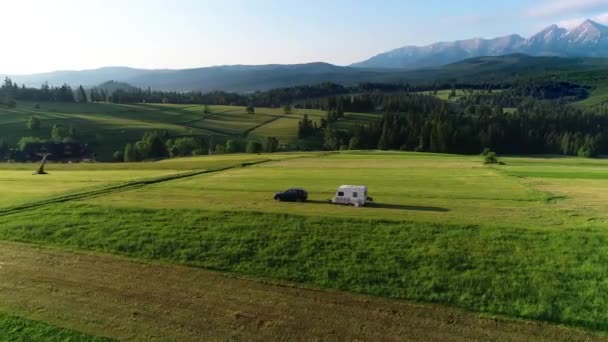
{"left": 0, "top": 139, "right": 7, "bottom": 159}
{"left": 77, "top": 85, "right": 88, "bottom": 103}
{"left": 68, "top": 125, "right": 77, "bottom": 139}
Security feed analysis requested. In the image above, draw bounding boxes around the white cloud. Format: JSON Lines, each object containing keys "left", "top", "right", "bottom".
{"left": 557, "top": 12, "right": 608, "bottom": 28}
{"left": 527, "top": 0, "right": 608, "bottom": 17}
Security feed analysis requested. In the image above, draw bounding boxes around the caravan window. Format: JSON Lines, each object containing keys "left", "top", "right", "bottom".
{"left": 338, "top": 191, "right": 344, "bottom": 197}
{"left": 353, "top": 192, "right": 358, "bottom": 198}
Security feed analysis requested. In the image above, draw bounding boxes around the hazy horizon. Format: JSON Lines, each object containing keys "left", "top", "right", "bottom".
{"left": 2, "top": 0, "right": 608, "bottom": 74}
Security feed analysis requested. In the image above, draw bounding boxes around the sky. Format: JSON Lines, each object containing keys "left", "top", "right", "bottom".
{"left": 2, "top": 0, "right": 608, "bottom": 74}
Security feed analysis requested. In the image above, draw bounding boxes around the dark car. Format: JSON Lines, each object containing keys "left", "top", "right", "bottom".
{"left": 274, "top": 188, "right": 308, "bottom": 202}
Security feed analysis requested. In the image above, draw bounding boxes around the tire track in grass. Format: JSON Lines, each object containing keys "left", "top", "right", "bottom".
{"left": 0, "top": 159, "right": 273, "bottom": 217}
{"left": 242, "top": 116, "right": 282, "bottom": 137}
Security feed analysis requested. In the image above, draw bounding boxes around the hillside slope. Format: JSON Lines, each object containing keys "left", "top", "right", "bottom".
{"left": 0, "top": 102, "right": 379, "bottom": 160}
{"left": 5, "top": 63, "right": 391, "bottom": 92}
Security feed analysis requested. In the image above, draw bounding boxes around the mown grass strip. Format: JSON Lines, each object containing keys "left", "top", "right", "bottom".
{"left": 0, "top": 312, "right": 113, "bottom": 342}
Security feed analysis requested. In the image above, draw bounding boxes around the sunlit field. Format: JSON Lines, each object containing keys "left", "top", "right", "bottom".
{"left": 2, "top": 151, "right": 608, "bottom": 335}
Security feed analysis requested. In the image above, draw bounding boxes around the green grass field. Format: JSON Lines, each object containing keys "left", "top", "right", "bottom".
{"left": 0, "top": 312, "right": 112, "bottom": 342}
{"left": 2, "top": 151, "right": 608, "bottom": 337}
{"left": 0, "top": 102, "right": 375, "bottom": 160}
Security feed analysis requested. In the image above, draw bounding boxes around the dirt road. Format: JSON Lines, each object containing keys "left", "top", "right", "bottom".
{"left": 0, "top": 242, "right": 603, "bottom": 341}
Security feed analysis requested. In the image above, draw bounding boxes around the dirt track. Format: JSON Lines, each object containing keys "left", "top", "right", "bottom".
{"left": 0, "top": 242, "right": 604, "bottom": 341}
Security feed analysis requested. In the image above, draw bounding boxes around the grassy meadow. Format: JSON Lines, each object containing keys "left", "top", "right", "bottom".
{"left": 0, "top": 154, "right": 304, "bottom": 209}
{"left": 0, "top": 312, "right": 112, "bottom": 342}
{"left": 2, "top": 151, "right": 608, "bottom": 335}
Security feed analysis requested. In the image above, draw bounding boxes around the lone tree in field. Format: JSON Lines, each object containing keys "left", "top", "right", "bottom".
{"left": 283, "top": 104, "right": 292, "bottom": 115}
{"left": 246, "top": 105, "right": 255, "bottom": 115}
{"left": 33, "top": 153, "right": 49, "bottom": 175}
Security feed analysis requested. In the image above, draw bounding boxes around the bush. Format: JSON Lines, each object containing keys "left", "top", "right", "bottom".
{"left": 112, "top": 151, "right": 124, "bottom": 162}
{"left": 265, "top": 137, "right": 279, "bottom": 153}
{"left": 169, "top": 137, "right": 199, "bottom": 157}
{"left": 134, "top": 141, "right": 150, "bottom": 160}
{"left": 27, "top": 116, "right": 41, "bottom": 130}
{"left": 348, "top": 137, "right": 361, "bottom": 150}
{"left": 215, "top": 144, "right": 226, "bottom": 154}
{"left": 246, "top": 141, "right": 263, "bottom": 153}
{"left": 51, "top": 124, "right": 66, "bottom": 141}
{"left": 484, "top": 151, "right": 499, "bottom": 164}
{"left": 226, "top": 140, "right": 239, "bottom": 153}
{"left": 169, "top": 146, "right": 179, "bottom": 158}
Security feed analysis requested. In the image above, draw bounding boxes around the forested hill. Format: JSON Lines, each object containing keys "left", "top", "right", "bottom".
{"left": 6, "top": 55, "right": 608, "bottom": 93}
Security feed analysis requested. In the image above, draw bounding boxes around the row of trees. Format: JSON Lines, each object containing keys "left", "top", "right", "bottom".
{"left": 117, "top": 131, "right": 281, "bottom": 162}
{"left": 24, "top": 116, "right": 77, "bottom": 141}
{"left": 0, "top": 77, "right": 89, "bottom": 103}
{"left": 1, "top": 75, "right": 588, "bottom": 110}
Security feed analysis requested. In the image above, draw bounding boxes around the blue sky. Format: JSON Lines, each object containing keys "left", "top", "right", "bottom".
{"left": 2, "top": 0, "right": 608, "bottom": 74}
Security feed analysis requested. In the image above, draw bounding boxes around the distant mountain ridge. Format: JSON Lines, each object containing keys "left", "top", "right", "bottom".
{"left": 5, "top": 53, "right": 608, "bottom": 94}
{"left": 3, "top": 63, "right": 392, "bottom": 93}
{"left": 352, "top": 19, "right": 608, "bottom": 69}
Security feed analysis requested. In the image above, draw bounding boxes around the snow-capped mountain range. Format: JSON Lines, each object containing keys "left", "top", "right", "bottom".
{"left": 352, "top": 19, "right": 608, "bottom": 69}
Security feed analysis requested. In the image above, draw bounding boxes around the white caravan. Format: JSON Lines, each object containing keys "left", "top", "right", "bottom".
{"left": 331, "top": 185, "right": 370, "bottom": 207}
